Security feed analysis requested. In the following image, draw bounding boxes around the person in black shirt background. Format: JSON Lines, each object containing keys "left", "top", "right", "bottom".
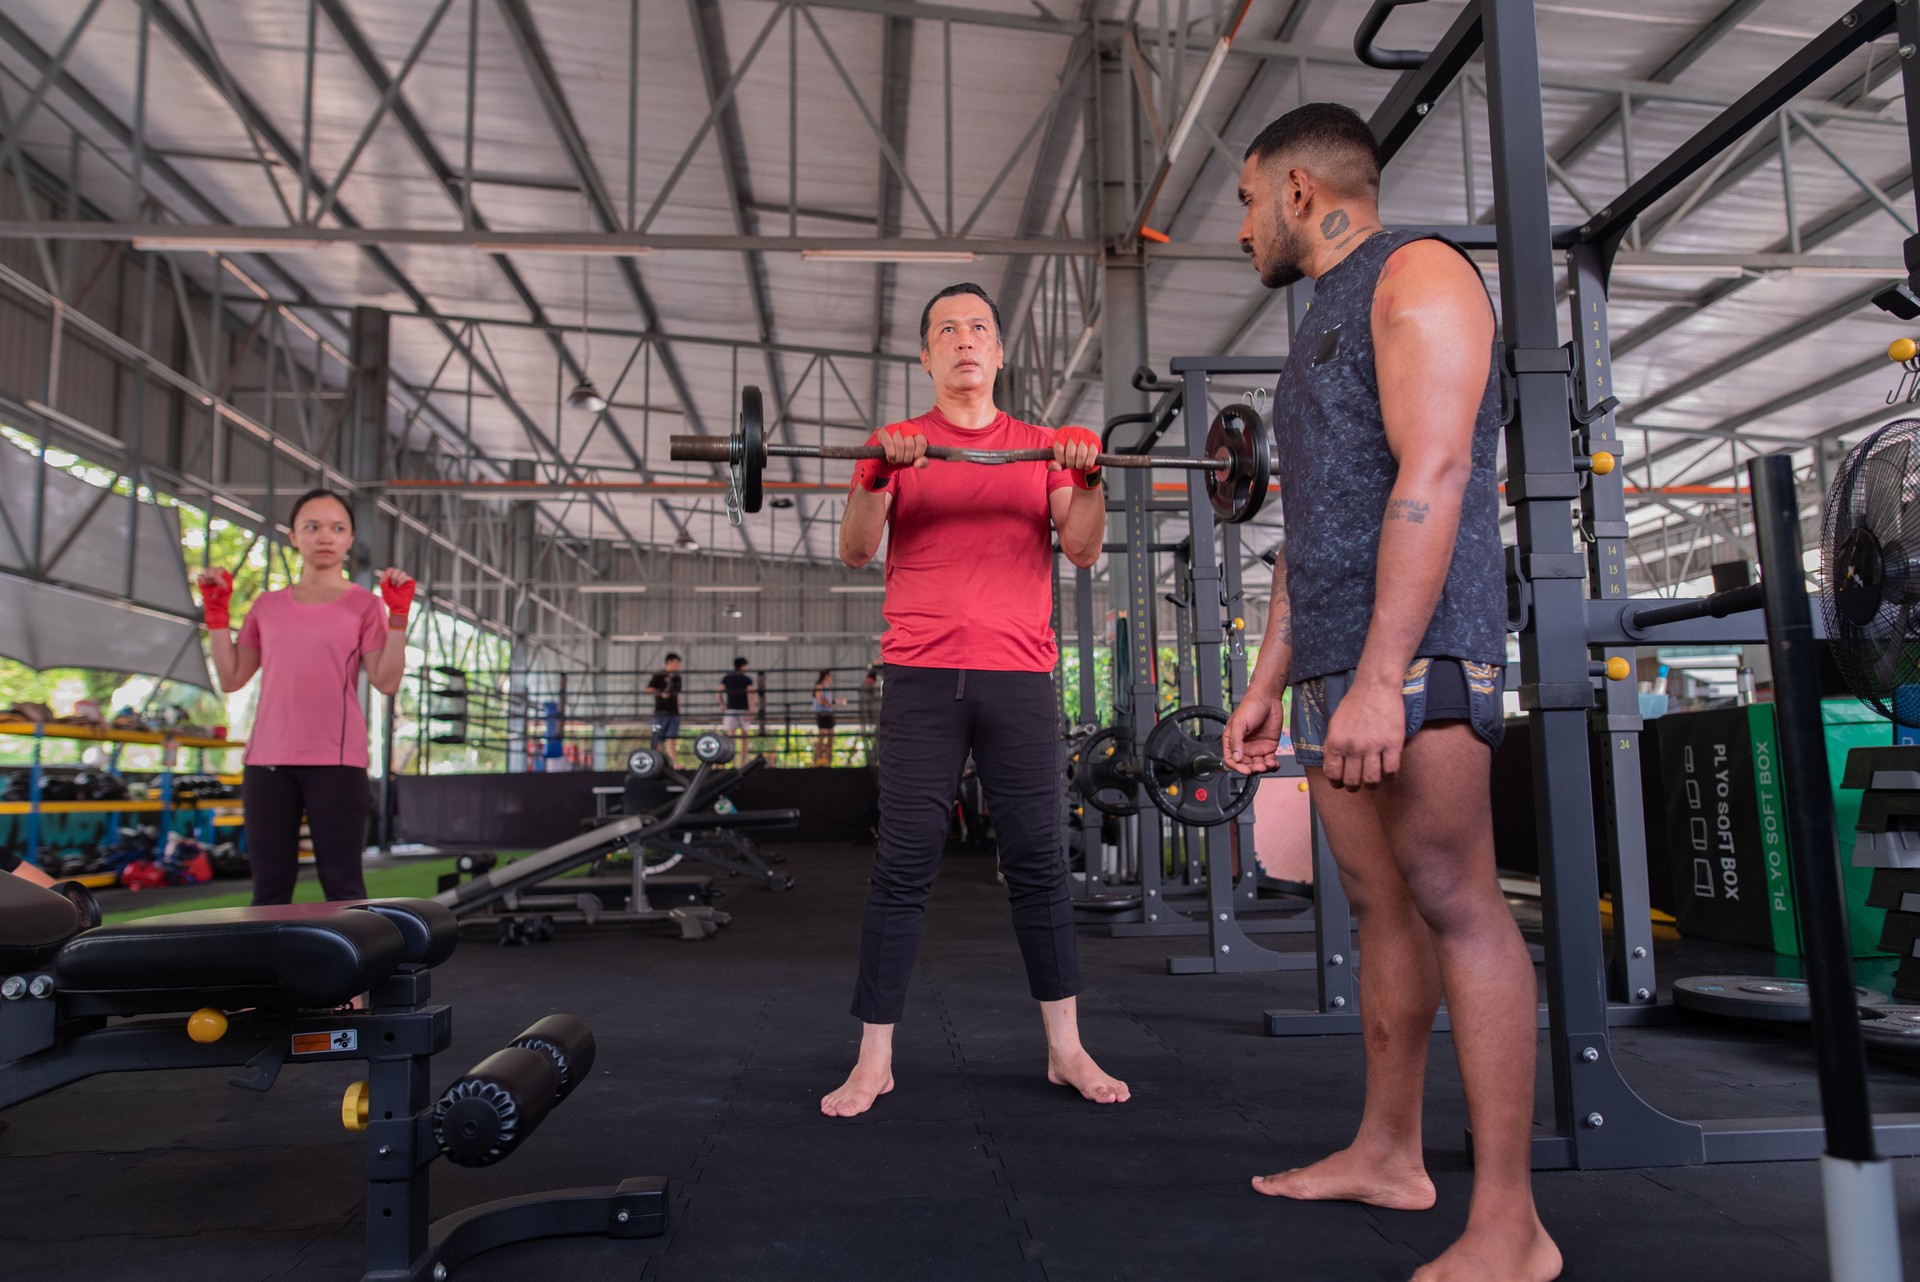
{"left": 718, "top": 657, "right": 756, "bottom": 762}
{"left": 645, "top": 653, "right": 684, "bottom": 768}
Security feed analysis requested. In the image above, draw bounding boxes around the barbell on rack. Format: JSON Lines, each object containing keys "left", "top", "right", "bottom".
{"left": 669, "top": 386, "right": 1274, "bottom": 525}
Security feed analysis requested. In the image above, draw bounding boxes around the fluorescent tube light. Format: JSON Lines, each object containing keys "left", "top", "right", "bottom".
{"left": 802, "top": 249, "right": 977, "bottom": 264}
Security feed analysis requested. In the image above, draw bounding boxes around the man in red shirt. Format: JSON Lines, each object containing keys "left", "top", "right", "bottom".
{"left": 822, "top": 283, "right": 1127, "bottom": 1117}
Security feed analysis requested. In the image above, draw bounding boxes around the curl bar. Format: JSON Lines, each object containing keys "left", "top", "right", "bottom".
{"left": 671, "top": 386, "right": 1274, "bottom": 525}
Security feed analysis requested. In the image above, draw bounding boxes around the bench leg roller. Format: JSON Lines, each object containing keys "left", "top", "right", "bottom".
{"left": 509, "top": 1014, "right": 595, "bottom": 1102}
{"left": 433, "top": 1047, "right": 561, "bottom": 1167}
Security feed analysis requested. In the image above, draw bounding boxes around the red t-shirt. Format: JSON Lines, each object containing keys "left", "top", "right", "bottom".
{"left": 237, "top": 585, "right": 389, "bottom": 768}
{"left": 859, "top": 407, "right": 1076, "bottom": 671}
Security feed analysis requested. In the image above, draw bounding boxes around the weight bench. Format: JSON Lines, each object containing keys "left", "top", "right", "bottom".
{"left": 434, "top": 740, "right": 757, "bottom": 943}
{"left": 619, "top": 756, "right": 800, "bottom": 892}
{"left": 0, "top": 876, "right": 664, "bottom": 1281}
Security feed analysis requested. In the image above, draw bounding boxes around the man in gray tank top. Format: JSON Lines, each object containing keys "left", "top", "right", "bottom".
{"left": 1221, "top": 104, "right": 1561, "bottom": 1282}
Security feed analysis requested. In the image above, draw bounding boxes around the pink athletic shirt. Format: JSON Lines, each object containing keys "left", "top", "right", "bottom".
{"left": 237, "top": 585, "right": 389, "bottom": 769}
{"left": 858, "top": 408, "right": 1076, "bottom": 672}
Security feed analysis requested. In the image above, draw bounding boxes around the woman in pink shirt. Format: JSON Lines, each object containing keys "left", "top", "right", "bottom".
{"left": 195, "top": 489, "right": 413, "bottom": 905}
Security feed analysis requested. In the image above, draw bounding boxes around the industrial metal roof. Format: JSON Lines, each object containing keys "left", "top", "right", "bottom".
{"left": 0, "top": 0, "right": 1911, "bottom": 589}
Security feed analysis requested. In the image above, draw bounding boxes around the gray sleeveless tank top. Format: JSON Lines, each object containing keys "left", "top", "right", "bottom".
{"left": 1270, "top": 229, "right": 1507, "bottom": 684}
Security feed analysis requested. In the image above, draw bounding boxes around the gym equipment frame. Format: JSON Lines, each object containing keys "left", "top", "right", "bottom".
{"left": 1325, "top": 0, "right": 1920, "bottom": 1169}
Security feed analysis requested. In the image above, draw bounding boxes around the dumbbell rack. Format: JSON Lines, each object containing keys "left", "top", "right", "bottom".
{"left": 0, "top": 719, "right": 245, "bottom": 880}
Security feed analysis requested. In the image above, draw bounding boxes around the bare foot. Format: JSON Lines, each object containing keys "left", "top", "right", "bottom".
{"left": 1047, "top": 1048, "right": 1130, "bottom": 1104}
{"left": 820, "top": 1063, "right": 894, "bottom": 1118}
{"left": 1251, "top": 1144, "right": 1436, "bottom": 1211}
{"left": 1411, "top": 1219, "right": 1561, "bottom": 1282}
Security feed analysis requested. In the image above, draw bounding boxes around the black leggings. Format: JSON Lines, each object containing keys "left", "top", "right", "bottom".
{"left": 242, "top": 765, "right": 370, "bottom": 905}
{"left": 853, "top": 666, "right": 1082, "bottom": 1023}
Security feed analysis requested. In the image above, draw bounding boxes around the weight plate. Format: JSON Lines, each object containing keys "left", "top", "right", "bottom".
{"left": 1075, "top": 726, "right": 1140, "bottom": 817}
{"left": 1672, "top": 974, "right": 1891, "bottom": 1023}
{"left": 693, "top": 732, "right": 734, "bottom": 764}
{"left": 1142, "top": 705, "right": 1258, "bottom": 827}
{"left": 739, "top": 385, "right": 765, "bottom": 513}
{"left": 1203, "top": 404, "right": 1271, "bottom": 526}
{"left": 627, "top": 748, "right": 664, "bottom": 779}
{"left": 1861, "top": 1006, "right": 1920, "bottom": 1064}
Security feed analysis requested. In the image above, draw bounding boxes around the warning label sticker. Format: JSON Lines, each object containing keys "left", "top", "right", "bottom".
{"left": 292, "top": 1029, "right": 358, "bottom": 1055}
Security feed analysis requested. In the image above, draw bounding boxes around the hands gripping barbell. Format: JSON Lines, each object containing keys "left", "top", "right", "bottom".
{"left": 669, "top": 386, "right": 1274, "bottom": 526}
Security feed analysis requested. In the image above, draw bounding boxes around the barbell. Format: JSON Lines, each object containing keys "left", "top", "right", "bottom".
{"left": 669, "top": 386, "right": 1274, "bottom": 525}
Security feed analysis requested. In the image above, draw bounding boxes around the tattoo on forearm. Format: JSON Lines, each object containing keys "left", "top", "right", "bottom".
{"left": 1385, "top": 498, "right": 1430, "bottom": 524}
{"left": 1320, "top": 209, "right": 1350, "bottom": 240}
{"left": 1268, "top": 551, "right": 1293, "bottom": 647}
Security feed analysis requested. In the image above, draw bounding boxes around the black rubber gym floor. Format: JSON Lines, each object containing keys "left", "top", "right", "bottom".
{"left": 3, "top": 844, "right": 1917, "bottom": 1281}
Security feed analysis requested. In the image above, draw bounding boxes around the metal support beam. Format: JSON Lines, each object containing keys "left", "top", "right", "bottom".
{"left": 348, "top": 305, "right": 393, "bottom": 583}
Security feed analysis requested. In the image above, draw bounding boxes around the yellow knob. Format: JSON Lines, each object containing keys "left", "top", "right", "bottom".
{"left": 187, "top": 1008, "right": 228, "bottom": 1044}
{"left": 342, "top": 1081, "right": 371, "bottom": 1132}
{"left": 1891, "top": 337, "right": 1918, "bottom": 363}
{"left": 1590, "top": 450, "right": 1617, "bottom": 476}
{"left": 1605, "top": 656, "right": 1631, "bottom": 681}
{"left": 1298, "top": 781, "right": 1310, "bottom": 792}
{"left": 1165, "top": 785, "right": 1179, "bottom": 796}
{"left": 1232, "top": 618, "right": 1245, "bottom": 631}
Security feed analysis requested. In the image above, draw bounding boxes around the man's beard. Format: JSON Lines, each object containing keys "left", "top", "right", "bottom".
{"left": 1260, "top": 257, "right": 1305, "bottom": 289}
{"left": 1257, "top": 211, "right": 1307, "bottom": 289}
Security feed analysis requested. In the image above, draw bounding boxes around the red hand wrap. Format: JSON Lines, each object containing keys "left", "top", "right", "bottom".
{"left": 379, "top": 575, "right": 415, "bottom": 623}
{"left": 850, "top": 423, "right": 927, "bottom": 492}
{"left": 199, "top": 568, "right": 234, "bottom": 631}
{"left": 1055, "top": 425, "right": 1103, "bottom": 488}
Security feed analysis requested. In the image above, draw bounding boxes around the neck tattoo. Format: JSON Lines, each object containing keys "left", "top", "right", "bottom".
{"left": 1320, "top": 209, "right": 1350, "bottom": 240}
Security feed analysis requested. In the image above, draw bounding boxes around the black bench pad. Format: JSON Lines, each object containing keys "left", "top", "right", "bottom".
{"left": 669, "top": 809, "right": 799, "bottom": 831}
{"left": 55, "top": 907, "right": 406, "bottom": 1008}
{"left": 340, "top": 899, "right": 460, "bottom": 967}
{"left": 0, "top": 875, "right": 87, "bottom": 972}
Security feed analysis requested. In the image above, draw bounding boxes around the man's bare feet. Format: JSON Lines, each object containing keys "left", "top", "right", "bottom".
{"left": 1411, "top": 1218, "right": 1561, "bottom": 1282}
{"left": 1251, "top": 1144, "right": 1436, "bottom": 1211}
{"left": 1047, "top": 1048, "right": 1130, "bottom": 1104}
{"left": 820, "top": 1063, "right": 894, "bottom": 1117}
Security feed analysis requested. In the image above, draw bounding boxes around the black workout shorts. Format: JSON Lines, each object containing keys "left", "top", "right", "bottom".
{"left": 1289, "top": 657, "right": 1504, "bottom": 768}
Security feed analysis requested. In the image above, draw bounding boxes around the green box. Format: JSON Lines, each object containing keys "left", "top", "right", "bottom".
{"left": 1748, "top": 699, "right": 1890, "bottom": 959}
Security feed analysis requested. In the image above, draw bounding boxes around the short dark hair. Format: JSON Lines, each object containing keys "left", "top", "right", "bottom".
{"left": 665, "top": 652, "right": 682, "bottom": 663}
{"left": 919, "top": 283, "right": 1003, "bottom": 349}
{"left": 733, "top": 657, "right": 749, "bottom": 670}
{"left": 1244, "top": 102, "right": 1382, "bottom": 198}
{"left": 288, "top": 487, "right": 353, "bottom": 531}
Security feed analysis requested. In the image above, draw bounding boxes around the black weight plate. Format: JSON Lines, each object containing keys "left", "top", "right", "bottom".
{"left": 1075, "top": 727, "right": 1140, "bottom": 817}
{"left": 1672, "top": 974, "right": 1890, "bottom": 1023}
{"left": 739, "top": 385, "right": 765, "bottom": 513}
{"left": 1861, "top": 1005, "right": 1920, "bottom": 1067}
{"left": 627, "top": 748, "right": 664, "bottom": 779}
{"left": 1203, "top": 404, "right": 1271, "bottom": 526}
{"left": 1142, "top": 705, "right": 1258, "bottom": 827}
{"left": 1861, "top": 1005, "right": 1920, "bottom": 1040}
{"left": 693, "top": 732, "right": 734, "bottom": 764}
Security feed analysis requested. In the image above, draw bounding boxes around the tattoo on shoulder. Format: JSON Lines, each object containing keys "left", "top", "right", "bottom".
{"left": 1385, "top": 498, "right": 1430, "bottom": 524}
{"left": 1319, "top": 209, "right": 1350, "bottom": 240}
